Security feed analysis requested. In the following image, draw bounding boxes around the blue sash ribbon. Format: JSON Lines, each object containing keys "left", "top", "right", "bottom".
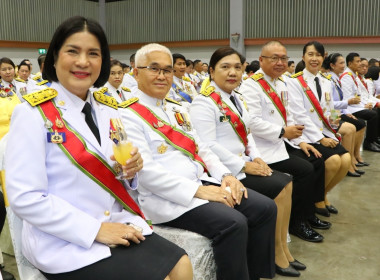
{"left": 172, "top": 83, "right": 192, "bottom": 103}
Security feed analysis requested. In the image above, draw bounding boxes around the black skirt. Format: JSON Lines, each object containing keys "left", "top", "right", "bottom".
{"left": 340, "top": 114, "right": 366, "bottom": 131}
{"left": 312, "top": 141, "right": 347, "bottom": 160}
{"left": 240, "top": 170, "right": 292, "bottom": 199}
{"left": 41, "top": 233, "right": 186, "bottom": 280}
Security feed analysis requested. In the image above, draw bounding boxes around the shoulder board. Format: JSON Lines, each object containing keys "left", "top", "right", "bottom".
{"left": 182, "top": 76, "right": 191, "bottom": 82}
{"left": 320, "top": 72, "right": 331, "bottom": 80}
{"left": 278, "top": 76, "right": 285, "bottom": 82}
{"left": 33, "top": 75, "right": 42, "bottom": 81}
{"left": 243, "top": 76, "right": 249, "bottom": 80}
{"left": 36, "top": 80, "right": 49, "bottom": 86}
{"left": 15, "top": 77, "right": 26, "bottom": 83}
{"left": 251, "top": 72, "right": 264, "bottom": 81}
{"left": 93, "top": 87, "right": 118, "bottom": 109}
{"left": 165, "top": 97, "right": 181, "bottom": 105}
{"left": 291, "top": 71, "right": 303, "bottom": 78}
{"left": 23, "top": 88, "right": 58, "bottom": 106}
{"left": 200, "top": 86, "right": 215, "bottom": 97}
{"left": 128, "top": 71, "right": 134, "bottom": 76}
{"left": 118, "top": 97, "right": 139, "bottom": 108}
{"left": 121, "top": 86, "right": 131, "bottom": 92}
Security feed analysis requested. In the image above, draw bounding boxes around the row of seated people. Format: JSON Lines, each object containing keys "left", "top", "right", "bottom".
{"left": 1, "top": 16, "right": 379, "bottom": 280}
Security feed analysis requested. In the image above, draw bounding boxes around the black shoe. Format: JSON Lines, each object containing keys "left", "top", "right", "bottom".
{"left": 0, "top": 268, "right": 15, "bottom": 280}
{"left": 289, "top": 221, "right": 324, "bottom": 242}
{"left": 355, "top": 169, "right": 365, "bottom": 175}
{"left": 326, "top": 204, "right": 338, "bottom": 214}
{"left": 315, "top": 206, "right": 330, "bottom": 217}
{"left": 347, "top": 171, "right": 361, "bottom": 177}
{"left": 308, "top": 215, "right": 331, "bottom": 229}
{"left": 356, "top": 161, "right": 370, "bottom": 167}
{"left": 290, "top": 259, "right": 306, "bottom": 270}
{"left": 363, "top": 141, "right": 380, "bottom": 152}
{"left": 275, "top": 264, "right": 300, "bottom": 277}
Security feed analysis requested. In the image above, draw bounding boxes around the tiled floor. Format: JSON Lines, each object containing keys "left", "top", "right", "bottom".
{"left": 2, "top": 150, "right": 380, "bottom": 280}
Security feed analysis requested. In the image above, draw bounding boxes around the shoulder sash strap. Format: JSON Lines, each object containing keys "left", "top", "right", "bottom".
{"left": 339, "top": 72, "right": 358, "bottom": 87}
{"left": 206, "top": 91, "right": 249, "bottom": 148}
{"left": 128, "top": 102, "right": 208, "bottom": 173}
{"left": 38, "top": 100, "right": 148, "bottom": 221}
{"left": 172, "top": 83, "right": 192, "bottom": 103}
{"left": 296, "top": 76, "right": 341, "bottom": 141}
{"left": 255, "top": 77, "right": 287, "bottom": 125}
{"left": 357, "top": 75, "right": 369, "bottom": 92}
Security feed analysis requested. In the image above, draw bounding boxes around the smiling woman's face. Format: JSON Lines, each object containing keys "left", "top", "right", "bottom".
{"left": 210, "top": 54, "right": 242, "bottom": 94}
{"left": 55, "top": 31, "right": 102, "bottom": 100}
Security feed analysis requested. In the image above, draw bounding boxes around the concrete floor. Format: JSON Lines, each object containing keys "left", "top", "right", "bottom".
{"left": 2, "top": 151, "right": 380, "bottom": 280}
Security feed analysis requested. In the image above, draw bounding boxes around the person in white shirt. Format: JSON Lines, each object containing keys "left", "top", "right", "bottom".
{"left": 104, "top": 60, "right": 132, "bottom": 103}
{"left": 365, "top": 66, "right": 380, "bottom": 97}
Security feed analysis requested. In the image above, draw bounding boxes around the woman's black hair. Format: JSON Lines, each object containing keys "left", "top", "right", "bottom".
{"left": 42, "top": 16, "right": 110, "bottom": 87}
{"left": 110, "top": 59, "right": 122, "bottom": 69}
{"left": 303, "top": 41, "right": 325, "bottom": 56}
{"left": 365, "top": 66, "right": 380, "bottom": 81}
{"left": 208, "top": 47, "right": 244, "bottom": 81}
{"left": 322, "top": 53, "right": 343, "bottom": 70}
{"left": 0, "top": 57, "right": 15, "bottom": 69}
{"left": 295, "top": 60, "right": 305, "bottom": 73}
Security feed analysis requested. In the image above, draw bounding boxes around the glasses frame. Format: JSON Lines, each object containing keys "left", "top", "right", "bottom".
{"left": 137, "top": 65, "right": 174, "bottom": 77}
{"left": 261, "top": 55, "right": 290, "bottom": 63}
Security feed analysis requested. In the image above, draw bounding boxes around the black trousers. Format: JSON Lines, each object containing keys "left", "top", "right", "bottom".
{"left": 0, "top": 193, "right": 5, "bottom": 233}
{"left": 268, "top": 143, "right": 325, "bottom": 224}
{"left": 353, "top": 109, "right": 378, "bottom": 142}
{"left": 163, "top": 189, "right": 277, "bottom": 280}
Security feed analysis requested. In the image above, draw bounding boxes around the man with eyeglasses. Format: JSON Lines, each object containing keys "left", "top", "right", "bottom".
{"left": 167, "top": 53, "right": 198, "bottom": 105}
{"left": 118, "top": 43, "right": 277, "bottom": 280}
{"left": 240, "top": 41, "right": 328, "bottom": 243}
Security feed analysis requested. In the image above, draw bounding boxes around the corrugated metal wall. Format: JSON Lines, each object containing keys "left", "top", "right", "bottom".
{"left": 245, "top": 0, "right": 380, "bottom": 38}
{"left": 106, "top": 0, "right": 229, "bottom": 44}
{"left": 0, "top": 0, "right": 97, "bottom": 42}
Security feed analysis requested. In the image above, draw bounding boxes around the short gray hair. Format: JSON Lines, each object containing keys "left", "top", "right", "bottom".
{"left": 135, "top": 43, "right": 173, "bottom": 67}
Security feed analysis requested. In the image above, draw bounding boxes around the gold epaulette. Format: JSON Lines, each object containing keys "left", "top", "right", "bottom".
{"left": 118, "top": 97, "right": 139, "bottom": 108}
{"left": 243, "top": 76, "right": 249, "bottom": 80}
{"left": 128, "top": 71, "right": 134, "bottom": 76}
{"left": 33, "top": 75, "right": 42, "bottom": 81}
{"left": 36, "top": 80, "right": 49, "bottom": 86}
{"left": 23, "top": 88, "right": 58, "bottom": 106}
{"left": 278, "top": 76, "right": 285, "bottom": 82}
{"left": 251, "top": 72, "right": 264, "bottom": 81}
{"left": 93, "top": 87, "right": 118, "bottom": 109}
{"left": 121, "top": 86, "right": 131, "bottom": 92}
{"left": 182, "top": 76, "right": 191, "bottom": 82}
{"left": 165, "top": 97, "right": 181, "bottom": 105}
{"left": 291, "top": 71, "right": 303, "bottom": 78}
{"left": 200, "top": 86, "right": 215, "bottom": 96}
{"left": 320, "top": 72, "right": 331, "bottom": 80}
{"left": 15, "top": 77, "right": 26, "bottom": 83}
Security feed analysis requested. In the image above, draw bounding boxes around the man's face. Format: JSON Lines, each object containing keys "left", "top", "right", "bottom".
{"left": 195, "top": 61, "right": 203, "bottom": 73}
{"left": 135, "top": 51, "right": 173, "bottom": 100}
{"left": 359, "top": 60, "right": 369, "bottom": 75}
{"left": 18, "top": 65, "right": 30, "bottom": 81}
{"left": 348, "top": 56, "right": 361, "bottom": 73}
{"left": 259, "top": 44, "right": 288, "bottom": 79}
{"left": 202, "top": 63, "right": 208, "bottom": 73}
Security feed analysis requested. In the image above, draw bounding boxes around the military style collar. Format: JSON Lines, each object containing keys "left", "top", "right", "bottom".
{"left": 135, "top": 89, "right": 166, "bottom": 108}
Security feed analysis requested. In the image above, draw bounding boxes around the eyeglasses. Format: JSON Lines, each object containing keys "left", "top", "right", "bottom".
{"left": 137, "top": 66, "right": 174, "bottom": 77}
{"left": 261, "top": 56, "right": 289, "bottom": 63}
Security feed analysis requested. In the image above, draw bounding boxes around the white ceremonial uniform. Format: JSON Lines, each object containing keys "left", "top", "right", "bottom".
{"left": 119, "top": 90, "right": 231, "bottom": 224}
{"left": 374, "top": 77, "right": 380, "bottom": 97}
{"left": 340, "top": 68, "right": 366, "bottom": 113}
{"left": 103, "top": 81, "right": 132, "bottom": 103}
{"left": 239, "top": 69, "right": 303, "bottom": 164}
{"left": 356, "top": 75, "right": 379, "bottom": 106}
{"left": 287, "top": 70, "right": 338, "bottom": 142}
{"left": 189, "top": 82, "right": 261, "bottom": 178}
{"left": 366, "top": 78, "right": 375, "bottom": 96}
{"left": 192, "top": 71, "right": 204, "bottom": 92}
{"left": 2, "top": 80, "right": 26, "bottom": 101}
{"left": 121, "top": 72, "right": 138, "bottom": 94}
{"left": 167, "top": 76, "right": 198, "bottom": 103}
{"left": 328, "top": 71, "right": 348, "bottom": 113}
{"left": 5, "top": 82, "right": 152, "bottom": 274}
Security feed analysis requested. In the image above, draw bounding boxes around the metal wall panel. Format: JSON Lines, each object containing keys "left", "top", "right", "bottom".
{"left": 106, "top": 0, "right": 229, "bottom": 44}
{"left": 245, "top": 0, "right": 380, "bottom": 38}
{"left": 0, "top": 0, "right": 97, "bottom": 42}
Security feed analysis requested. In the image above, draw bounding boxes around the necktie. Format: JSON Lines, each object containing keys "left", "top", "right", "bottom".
{"left": 230, "top": 95, "right": 242, "bottom": 116}
{"left": 116, "top": 90, "right": 125, "bottom": 101}
{"left": 315, "top": 77, "right": 322, "bottom": 101}
{"left": 82, "top": 102, "right": 101, "bottom": 145}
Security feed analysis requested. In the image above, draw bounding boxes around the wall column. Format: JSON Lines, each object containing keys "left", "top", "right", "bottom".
{"left": 99, "top": 0, "right": 106, "bottom": 31}
{"left": 230, "top": 0, "right": 245, "bottom": 56}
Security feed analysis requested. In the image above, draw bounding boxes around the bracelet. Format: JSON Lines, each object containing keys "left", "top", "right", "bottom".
{"left": 221, "top": 173, "right": 234, "bottom": 180}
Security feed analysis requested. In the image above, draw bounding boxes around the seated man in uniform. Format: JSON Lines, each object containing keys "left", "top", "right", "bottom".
{"left": 119, "top": 43, "right": 277, "bottom": 280}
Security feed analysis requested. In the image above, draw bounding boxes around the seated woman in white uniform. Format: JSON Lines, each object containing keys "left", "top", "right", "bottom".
{"left": 190, "top": 47, "right": 304, "bottom": 278}
{"left": 5, "top": 16, "right": 192, "bottom": 280}
{"left": 104, "top": 59, "right": 132, "bottom": 103}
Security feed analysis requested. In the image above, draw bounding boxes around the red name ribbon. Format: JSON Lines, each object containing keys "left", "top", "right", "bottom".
{"left": 357, "top": 75, "right": 369, "bottom": 91}
{"left": 255, "top": 77, "right": 287, "bottom": 125}
{"left": 339, "top": 72, "right": 358, "bottom": 87}
{"left": 207, "top": 91, "right": 248, "bottom": 148}
{"left": 296, "top": 76, "right": 341, "bottom": 141}
{"left": 128, "top": 102, "right": 209, "bottom": 173}
{"left": 38, "top": 100, "right": 147, "bottom": 221}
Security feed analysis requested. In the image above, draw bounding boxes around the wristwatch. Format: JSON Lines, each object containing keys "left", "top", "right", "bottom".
{"left": 279, "top": 127, "right": 285, "bottom": 138}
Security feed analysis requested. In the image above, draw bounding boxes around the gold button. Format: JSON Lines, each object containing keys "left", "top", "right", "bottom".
{"left": 239, "top": 153, "right": 242, "bottom": 157}
{"left": 320, "top": 128, "right": 323, "bottom": 131}
{"left": 104, "top": 211, "right": 110, "bottom": 216}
